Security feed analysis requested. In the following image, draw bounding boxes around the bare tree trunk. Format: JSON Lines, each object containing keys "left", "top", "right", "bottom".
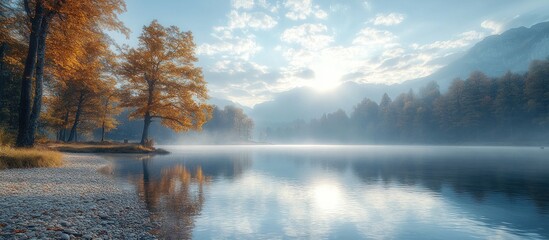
{"left": 0, "top": 42, "right": 6, "bottom": 74}
{"left": 140, "top": 113, "right": 151, "bottom": 145}
{"left": 68, "top": 93, "right": 84, "bottom": 142}
{"left": 140, "top": 83, "right": 155, "bottom": 145}
{"left": 28, "top": 17, "right": 50, "bottom": 145}
{"left": 16, "top": 3, "right": 44, "bottom": 147}
{"left": 60, "top": 110, "right": 69, "bottom": 142}
{"left": 0, "top": 43, "right": 6, "bottom": 97}
{"left": 101, "top": 121, "right": 106, "bottom": 142}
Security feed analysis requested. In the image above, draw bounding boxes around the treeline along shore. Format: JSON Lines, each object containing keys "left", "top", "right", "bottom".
{"left": 265, "top": 60, "right": 549, "bottom": 145}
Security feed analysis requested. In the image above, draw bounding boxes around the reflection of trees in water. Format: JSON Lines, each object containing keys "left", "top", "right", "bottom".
{"left": 275, "top": 150, "right": 549, "bottom": 213}
{"left": 349, "top": 156, "right": 549, "bottom": 212}
{"left": 133, "top": 159, "right": 209, "bottom": 239}
{"left": 104, "top": 151, "right": 252, "bottom": 239}
{"left": 173, "top": 151, "right": 252, "bottom": 180}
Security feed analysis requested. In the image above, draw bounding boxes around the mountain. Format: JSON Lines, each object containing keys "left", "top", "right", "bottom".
{"left": 250, "top": 21, "right": 549, "bottom": 128}
{"left": 406, "top": 21, "right": 549, "bottom": 90}
{"left": 251, "top": 82, "right": 394, "bottom": 127}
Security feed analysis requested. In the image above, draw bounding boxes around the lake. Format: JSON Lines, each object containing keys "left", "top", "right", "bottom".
{"left": 101, "top": 145, "right": 549, "bottom": 239}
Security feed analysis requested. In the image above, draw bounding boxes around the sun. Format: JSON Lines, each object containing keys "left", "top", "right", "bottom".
{"left": 308, "top": 57, "right": 346, "bottom": 92}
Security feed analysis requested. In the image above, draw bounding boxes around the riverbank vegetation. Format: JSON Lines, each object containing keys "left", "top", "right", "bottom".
{"left": 0, "top": 145, "right": 62, "bottom": 170}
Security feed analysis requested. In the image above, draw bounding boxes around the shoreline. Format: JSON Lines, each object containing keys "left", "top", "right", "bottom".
{"left": 45, "top": 142, "right": 170, "bottom": 154}
{"left": 0, "top": 154, "right": 157, "bottom": 239}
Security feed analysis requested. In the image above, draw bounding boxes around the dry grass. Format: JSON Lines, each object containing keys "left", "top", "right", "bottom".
{"left": 0, "top": 128, "right": 15, "bottom": 146}
{"left": 46, "top": 142, "right": 169, "bottom": 154}
{"left": 0, "top": 146, "right": 63, "bottom": 170}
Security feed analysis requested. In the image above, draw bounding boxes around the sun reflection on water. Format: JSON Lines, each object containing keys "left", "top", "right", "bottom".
{"left": 312, "top": 182, "right": 344, "bottom": 213}
{"left": 105, "top": 146, "right": 549, "bottom": 239}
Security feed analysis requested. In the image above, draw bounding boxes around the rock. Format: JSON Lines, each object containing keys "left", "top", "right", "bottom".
{"left": 64, "top": 229, "right": 82, "bottom": 237}
{"left": 60, "top": 220, "right": 71, "bottom": 227}
{"left": 60, "top": 233, "right": 71, "bottom": 240}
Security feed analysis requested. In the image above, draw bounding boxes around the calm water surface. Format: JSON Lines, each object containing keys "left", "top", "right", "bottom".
{"left": 101, "top": 145, "right": 549, "bottom": 239}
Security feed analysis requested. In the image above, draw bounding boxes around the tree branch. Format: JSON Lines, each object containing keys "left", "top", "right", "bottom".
{"left": 23, "top": 0, "right": 32, "bottom": 20}
{"left": 150, "top": 115, "right": 186, "bottom": 127}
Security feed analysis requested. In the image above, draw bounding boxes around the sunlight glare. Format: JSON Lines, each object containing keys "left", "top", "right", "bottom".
{"left": 309, "top": 56, "right": 347, "bottom": 92}
{"left": 312, "top": 183, "right": 343, "bottom": 212}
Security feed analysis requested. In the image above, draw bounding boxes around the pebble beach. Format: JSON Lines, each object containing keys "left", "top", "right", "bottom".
{"left": 0, "top": 154, "right": 157, "bottom": 239}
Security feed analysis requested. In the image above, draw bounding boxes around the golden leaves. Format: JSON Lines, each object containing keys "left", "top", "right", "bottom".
{"left": 119, "top": 20, "right": 212, "bottom": 133}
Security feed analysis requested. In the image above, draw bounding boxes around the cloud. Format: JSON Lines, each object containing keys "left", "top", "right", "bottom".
{"left": 256, "top": 0, "right": 280, "bottom": 13}
{"left": 225, "top": 10, "right": 278, "bottom": 31}
{"left": 414, "top": 31, "right": 484, "bottom": 50}
{"left": 362, "top": 0, "right": 372, "bottom": 11}
{"left": 232, "top": 0, "right": 254, "bottom": 10}
{"left": 209, "top": 76, "right": 282, "bottom": 107}
{"left": 481, "top": 20, "right": 504, "bottom": 34}
{"left": 281, "top": 24, "right": 334, "bottom": 50}
{"left": 198, "top": 36, "right": 262, "bottom": 60}
{"left": 352, "top": 27, "right": 398, "bottom": 46}
{"left": 204, "top": 60, "right": 285, "bottom": 107}
{"left": 198, "top": 1, "right": 495, "bottom": 106}
{"left": 294, "top": 68, "right": 315, "bottom": 79}
{"left": 284, "top": 0, "right": 328, "bottom": 20}
{"left": 370, "top": 13, "right": 405, "bottom": 26}
{"left": 211, "top": 60, "right": 268, "bottom": 74}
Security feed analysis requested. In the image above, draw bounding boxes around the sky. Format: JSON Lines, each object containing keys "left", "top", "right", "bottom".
{"left": 111, "top": 0, "right": 549, "bottom": 107}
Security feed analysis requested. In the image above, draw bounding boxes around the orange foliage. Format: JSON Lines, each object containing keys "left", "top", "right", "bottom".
{"left": 119, "top": 20, "right": 212, "bottom": 133}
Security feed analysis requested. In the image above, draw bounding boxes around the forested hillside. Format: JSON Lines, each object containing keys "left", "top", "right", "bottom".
{"left": 263, "top": 59, "right": 549, "bottom": 144}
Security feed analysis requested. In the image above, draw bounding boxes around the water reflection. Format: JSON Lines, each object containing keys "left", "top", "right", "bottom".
{"left": 137, "top": 159, "right": 206, "bottom": 239}
{"left": 103, "top": 146, "right": 549, "bottom": 239}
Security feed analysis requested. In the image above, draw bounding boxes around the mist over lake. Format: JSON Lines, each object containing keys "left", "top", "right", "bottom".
{"left": 102, "top": 145, "right": 549, "bottom": 239}
{"left": 3, "top": 0, "right": 549, "bottom": 239}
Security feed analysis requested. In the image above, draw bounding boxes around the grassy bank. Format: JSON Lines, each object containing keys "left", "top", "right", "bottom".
{"left": 46, "top": 142, "right": 169, "bottom": 154}
{"left": 0, "top": 146, "right": 63, "bottom": 170}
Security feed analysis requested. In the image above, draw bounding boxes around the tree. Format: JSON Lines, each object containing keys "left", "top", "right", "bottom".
{"left": 15, "top": 0, "right": 126, "bottom": 147}
{"left": 460, "top": 71, "right": 494, "bottom": 137}
{"left": 202, "top": 106, "right": 254, "bottom": 142}
{"left": 43, "top": 35, "right": 119, "bottom": 142}
{"left": 350, "top": 98, "right": 379, "bottom": 141}
{"left": 525, "top": 59, "right": 549, "bottom": 126}
{"left": 416, "top": 81, "right": 441, "bottom": 141}
{"left": 98, "top": 86, "right": 122, "bottom": 142}
{"left": 494, "top": 72, "right": 526, "bottom": 137}
{"left": 119, "top": 20, "right": 212, "bottom": 145}
{"left": 1, "top": 0, "right": 26, "bottom": 133}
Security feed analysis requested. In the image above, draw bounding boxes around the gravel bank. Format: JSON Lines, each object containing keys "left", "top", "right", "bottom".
{"left": 0, "top": 154, "right": 157, "bottom": 239}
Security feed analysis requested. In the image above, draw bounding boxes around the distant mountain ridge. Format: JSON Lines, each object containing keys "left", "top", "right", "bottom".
{"left": 250, "top": 21, "right": 549, "bottom": 127}
{"left": 405, "top": 21, "right": 549, "bottom": 90}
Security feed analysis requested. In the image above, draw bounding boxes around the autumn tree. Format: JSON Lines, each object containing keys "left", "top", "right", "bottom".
{"left": 119, "top": 20, "right": 212, "bottom": 145}
{"left": 43, "top": 35, "right": 119, "bottom": 142}
{"left": 0, "top": 0, "right": 26, "bottom": 132}
{"left": 15, "top": 0, "right": 126, "bottom": 147}
{"left": 98, "top": 86, "right": 122, "bottom": 142}
{"left": 203, "top": 106, "right": 255, "bottom": 142}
